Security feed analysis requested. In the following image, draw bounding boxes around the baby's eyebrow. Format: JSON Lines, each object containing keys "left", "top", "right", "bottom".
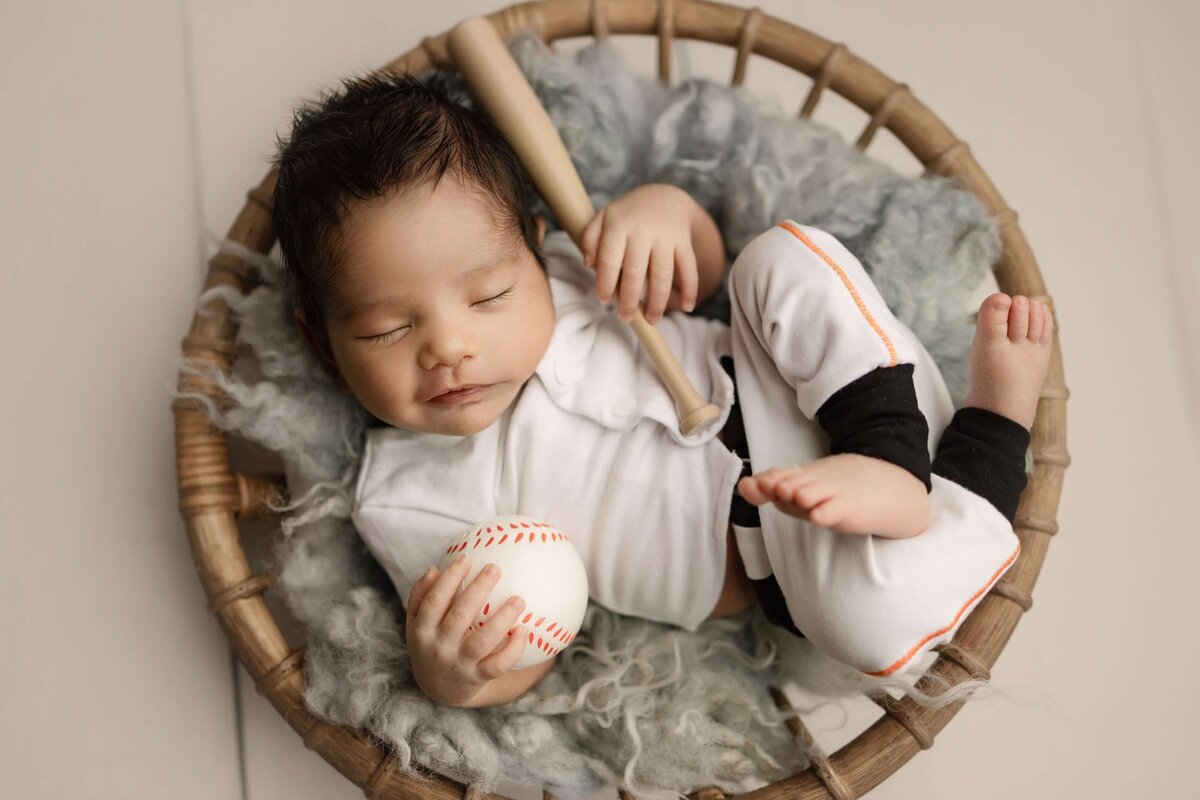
{"left": 457, "top": 259, "right": 507, "bottom": 280}
{"left": 335, "top": 297, "right": 393, "bottom": 322}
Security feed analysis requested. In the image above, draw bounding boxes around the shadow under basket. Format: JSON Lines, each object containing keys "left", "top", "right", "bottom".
{"left": 171, "top": 1, "right": 1070, "bottom": 797}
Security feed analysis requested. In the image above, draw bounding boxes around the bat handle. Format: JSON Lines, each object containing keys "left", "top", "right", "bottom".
{"left": 627, "top": 312, "right": 721, "bottom": 435}
{"left": 447, "top": 17, "right": 722, "bottom": 437}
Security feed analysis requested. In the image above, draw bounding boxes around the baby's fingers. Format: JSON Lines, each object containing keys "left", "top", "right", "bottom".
{"left": 462, "top": 593, "right": 526, "bottom": 661}
{"left": 404, "top": 565, "right": 440, "bottom": 628}
{"left": 410, "top": 554, "right": 472, "bottom": 636}
{"left": 580, "top": 210, "right": 604, "bottom": 269}
{"left": 617, "top": 237, "right": 652, "bottom": 322}
{"left": 593, "top": 229, "right": 627, "bottom": 305}
{"left": 643, "top": 245, "right": 675, "bottom": 323}
{"left": 476, "top": 625, "right": 530, "bottom": 680}
{"left": 674, "top": 245, "right": 699, "bottom": 313}
{"left": 440, "top": 563, "right": 502, "bottom": 639}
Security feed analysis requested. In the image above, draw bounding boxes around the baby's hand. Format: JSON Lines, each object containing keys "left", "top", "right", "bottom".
{"left": 579, "top": 183, "right": 701, "bottom": 323}
{"left": 404, "top": 555, "right": 529, "bottom": 707}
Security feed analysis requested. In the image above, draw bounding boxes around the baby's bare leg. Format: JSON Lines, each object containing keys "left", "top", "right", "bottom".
{"left": 738, "top": 293, "right": 1052, "bottom": 538}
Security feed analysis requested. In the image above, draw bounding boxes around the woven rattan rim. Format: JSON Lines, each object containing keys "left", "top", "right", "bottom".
{"left": 172, "top": 2, "right": 1069, "bottom": 797}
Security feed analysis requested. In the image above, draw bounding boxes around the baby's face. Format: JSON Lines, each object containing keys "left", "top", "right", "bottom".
{"left": 322, "top": 178, "right": 555, "bottom": 436}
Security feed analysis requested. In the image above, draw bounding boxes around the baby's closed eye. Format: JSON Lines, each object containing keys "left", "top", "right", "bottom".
{"left": 474, "top": 286, "right": 514, "bottom": 308}
{"left": 355, "top": 285, "right": 517, "bottom": 345}
{"left": 360, "top": 326, "right": 411, "bottom": 345}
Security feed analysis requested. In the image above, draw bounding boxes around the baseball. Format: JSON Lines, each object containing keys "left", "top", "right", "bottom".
{"left": 439, "top": 514, "right": 588, "bottom": 669}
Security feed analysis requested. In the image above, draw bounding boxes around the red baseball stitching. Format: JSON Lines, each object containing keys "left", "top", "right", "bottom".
{"left": 494, "top": 607, "right": 577, "bottom": 656}
{"left": 452, "top": 523, "right": 579, "bottom": 655}
{"left": 459, "top": 527, "right": 573, "bottom": 550}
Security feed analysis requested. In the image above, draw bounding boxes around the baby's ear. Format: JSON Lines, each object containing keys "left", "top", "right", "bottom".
{"left": 292, "top": 306, "right": 323, "bottom": 356}
{"left": 534, "top": 215, "right": 546, "bottom": 248}
{"left": 293, "top": 307, "right": 352, "bottom": 395}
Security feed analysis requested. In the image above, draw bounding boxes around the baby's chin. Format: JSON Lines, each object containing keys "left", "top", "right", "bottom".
{"left": 421, "top": 409, "right": 502, "bottom": 437}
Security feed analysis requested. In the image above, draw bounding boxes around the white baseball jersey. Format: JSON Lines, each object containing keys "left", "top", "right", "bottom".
{"left": 352, "top": 231, "right": 745, "bottom": 633}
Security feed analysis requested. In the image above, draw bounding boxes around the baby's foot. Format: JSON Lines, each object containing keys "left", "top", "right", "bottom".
{"left": 737, "top": 454, "right": 931, "bottom": 538}
{"left": 964, "top": 293, "right": 1053, "bottom": 430}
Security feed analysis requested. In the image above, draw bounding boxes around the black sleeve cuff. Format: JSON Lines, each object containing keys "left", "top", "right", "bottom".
{"left": 815, "top": 364, "right": 932, "bottom": 492}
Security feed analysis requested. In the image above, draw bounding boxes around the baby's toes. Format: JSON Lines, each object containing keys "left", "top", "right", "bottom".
{"left": 1008, "top": 295, "right": 1030, "bottom": 342}
{"left": 768, "top": 472, "right": 807, "bottom": 506}
{"left": 750, "top": 467, "right": 788, "bottom": 491}
{"left": 806, "top": 498, "right": 844, "bottom": 530}
{"left": 977, "top": 293, "right": 1014, "bottom": 343}
{"left": 737, "top": 476, "right": 771, "bottom": 506}
{"left": 757, "top": 467, "right": 807, "bottom": 496}
{"left": 1040, "top": 303, "right": 1055, "bottom": 346}
{"left": 784, "top": 480, "right": 832, "bottom": 511}
{"left": 1027, "top": 300, "right": 1045, "bottom": 344}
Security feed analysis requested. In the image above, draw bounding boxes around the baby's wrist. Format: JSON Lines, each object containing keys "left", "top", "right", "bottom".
{"left": 413, "top": 666, "right": 484, "bottom": 708}
{"left": 409, "top": 651, "right": 483, "bottom": 707}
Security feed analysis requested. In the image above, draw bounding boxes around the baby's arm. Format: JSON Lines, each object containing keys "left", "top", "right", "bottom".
{"left": 405, "top": 555, "right": 552, "bottom": 708}
{"left": 578, "top": 184, "right": 725, "bottom": 323}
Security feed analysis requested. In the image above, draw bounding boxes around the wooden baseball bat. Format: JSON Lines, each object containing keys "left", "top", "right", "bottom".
{"left": 446, "top": 17, "right": 720, "bottom": 436}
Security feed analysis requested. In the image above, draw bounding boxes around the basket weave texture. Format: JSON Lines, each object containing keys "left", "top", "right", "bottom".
{"left": 172, "top": 1, "right": 1069, "bottom": 797}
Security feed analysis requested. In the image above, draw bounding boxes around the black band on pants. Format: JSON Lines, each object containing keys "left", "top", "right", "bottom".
{"left": 718, "top": 355, "right": 1031, "bottom": 641}
{"left": 816, "top": 363, "right": 932, "bottom": 492}
{"left": 930, "top": 406, "right": 1030, "bottom": 522}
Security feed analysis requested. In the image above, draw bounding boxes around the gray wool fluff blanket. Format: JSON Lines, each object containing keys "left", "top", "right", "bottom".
{"left": 176, "top": 31, "right": 1001, "bottom": 800}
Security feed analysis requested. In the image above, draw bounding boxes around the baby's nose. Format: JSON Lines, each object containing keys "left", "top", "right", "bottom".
{"left": 417, "top": 329, "right": 475, "bottom": 370}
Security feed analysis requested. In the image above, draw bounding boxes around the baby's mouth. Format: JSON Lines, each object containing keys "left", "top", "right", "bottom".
{"left": 428, "top": 384, "right": 490, "bottom": 404}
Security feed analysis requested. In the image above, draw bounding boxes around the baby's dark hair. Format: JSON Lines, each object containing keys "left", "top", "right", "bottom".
{"left": 271, "top": 71, "right": 545, "bottom": 347}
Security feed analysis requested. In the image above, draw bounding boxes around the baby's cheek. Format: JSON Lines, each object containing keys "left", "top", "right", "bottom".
{"left": 511, "top": 292, "right": 556, "bottom": 374}
{"left": 348, "top": 358, "right": 411, "bottom": 419}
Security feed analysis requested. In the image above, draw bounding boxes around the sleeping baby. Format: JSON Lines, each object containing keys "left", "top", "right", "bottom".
{"left": 271, "top": 71, "right": 1052, "bottom": 708}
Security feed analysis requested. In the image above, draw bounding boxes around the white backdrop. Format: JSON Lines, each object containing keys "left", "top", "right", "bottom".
{"left": 2, "top": 1, "right": 1198, "bottom": 797}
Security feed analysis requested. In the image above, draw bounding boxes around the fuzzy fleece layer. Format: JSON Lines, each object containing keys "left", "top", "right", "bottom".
{"left": 175, "top": 31, "right": 998, "bottom": 800}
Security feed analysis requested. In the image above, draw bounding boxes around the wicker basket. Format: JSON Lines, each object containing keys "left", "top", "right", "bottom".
{"left": 172, "top": 1, "right": 1070, "bottom": 797}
